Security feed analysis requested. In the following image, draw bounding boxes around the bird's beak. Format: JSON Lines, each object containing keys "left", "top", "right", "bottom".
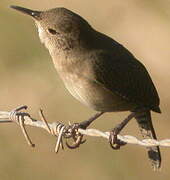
{"left": 10, "top": 5, "right": 41, "bottom": 19}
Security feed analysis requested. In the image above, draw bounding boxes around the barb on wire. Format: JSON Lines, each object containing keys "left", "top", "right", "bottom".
{"left": 0, "top": 106, "right": 169, "bottom": 153}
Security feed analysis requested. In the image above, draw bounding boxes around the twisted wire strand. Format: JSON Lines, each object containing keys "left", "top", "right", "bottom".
{"left": 0, "top": 107, "right": 169, "bottom": 149}
{"left": 78, "top": 129, "right": 170, "bottom": 147}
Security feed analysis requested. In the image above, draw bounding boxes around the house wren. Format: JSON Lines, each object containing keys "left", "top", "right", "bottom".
{"left": 10, "top": 5, "right": 161, "bottom": 169}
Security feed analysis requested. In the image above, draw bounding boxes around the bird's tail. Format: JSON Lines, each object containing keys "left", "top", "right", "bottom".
{"left": 135, "top": 111, "right": 161, "bottom": 170}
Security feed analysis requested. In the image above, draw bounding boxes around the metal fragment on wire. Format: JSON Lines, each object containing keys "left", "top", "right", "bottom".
{"left": 9, "top": 106, "right": 35, "bottom": 147}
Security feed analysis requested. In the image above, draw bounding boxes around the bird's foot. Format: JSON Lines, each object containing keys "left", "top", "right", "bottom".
{"left": 65, "top": 112, "right": 104, "bottom": 149}
{"left": 109, "top": 112, "right": 136, "bottom": 150}
{"left": 65, "top": 123, "right": 86, "bottom": 149}
{"left": 109, "top": 127, "right": 127, "bottom": 150}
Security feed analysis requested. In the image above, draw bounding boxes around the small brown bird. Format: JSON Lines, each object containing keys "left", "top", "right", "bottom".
{"left": 11, "top": 5, "right": 161, "bottom": 169}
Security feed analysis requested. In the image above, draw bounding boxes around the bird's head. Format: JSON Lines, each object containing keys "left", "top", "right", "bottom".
{"left": 11, "top": 5, "right": 93, "bottom": 53}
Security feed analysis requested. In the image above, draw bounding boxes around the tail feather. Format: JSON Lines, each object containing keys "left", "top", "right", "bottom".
{"left": 135, "top": 111, "right": 161, "bottom": 170}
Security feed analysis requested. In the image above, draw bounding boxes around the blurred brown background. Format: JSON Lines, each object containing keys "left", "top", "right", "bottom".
{"left": 0, "top": 0, "right": 170, "bottom": 179}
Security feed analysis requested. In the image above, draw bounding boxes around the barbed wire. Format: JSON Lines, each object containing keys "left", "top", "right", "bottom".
{"left": 0, "top": 105, "right": 169, "bottom": 153}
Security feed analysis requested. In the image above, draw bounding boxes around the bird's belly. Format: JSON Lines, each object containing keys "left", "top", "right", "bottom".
{"left": 59, "top": 72, "right": 135, "bottom": 112}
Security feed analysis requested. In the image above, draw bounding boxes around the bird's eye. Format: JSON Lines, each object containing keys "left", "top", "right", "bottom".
{"left": 48, "top": 28, "right": 58, "bottom": 35}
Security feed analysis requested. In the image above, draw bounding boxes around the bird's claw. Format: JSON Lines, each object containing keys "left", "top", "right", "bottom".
{"left": 65, "top": 123, "right": 86, "bottom": 149}
{"left": 66, "top": 135, "right": 86, "bottom": 149}
{"left": 109, "top": 128, "right": 126, "bottom": 150}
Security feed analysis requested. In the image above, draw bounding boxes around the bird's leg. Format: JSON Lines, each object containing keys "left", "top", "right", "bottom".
{"left": 109, "top": 112, "right": 136, "bottom": 150}
{"left": 78, "top": 111, "right": 104, "bottom": 129}
{"left": 66, "top": 111, "right": 104, "bottom": 149}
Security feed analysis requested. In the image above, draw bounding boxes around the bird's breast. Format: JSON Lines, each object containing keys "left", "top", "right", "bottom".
{"left": 58, "top": 70, "right": 94, "bottom": 107}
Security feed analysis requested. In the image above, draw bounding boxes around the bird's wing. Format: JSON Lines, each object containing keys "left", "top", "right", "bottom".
{"left": 89, "top": 48, "right": 160, "bottom": 112}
